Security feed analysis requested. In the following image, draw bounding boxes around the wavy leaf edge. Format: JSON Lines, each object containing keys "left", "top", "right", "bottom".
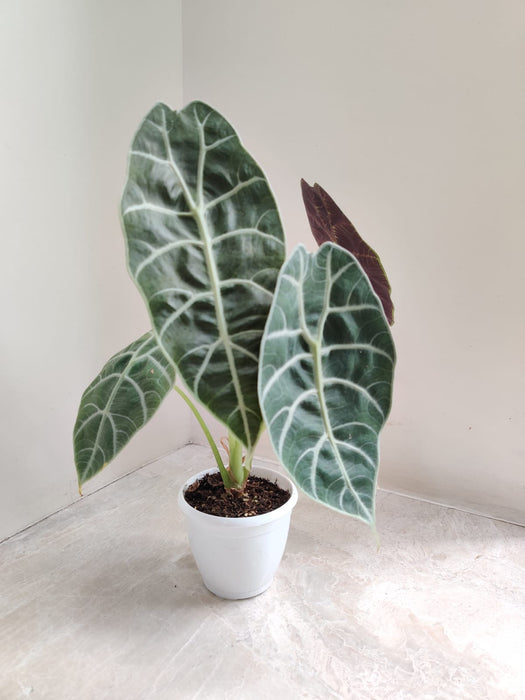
{"left": 259, "top": 242, "right": 396, "bottom": 525}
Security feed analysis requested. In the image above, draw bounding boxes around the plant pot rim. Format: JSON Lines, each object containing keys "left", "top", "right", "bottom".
{"left": 178, "top": 464, "right": 298, "bottom": 528}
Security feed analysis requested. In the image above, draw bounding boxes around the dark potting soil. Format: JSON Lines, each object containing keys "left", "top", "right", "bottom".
{"left": 184, "top": 471, "right": 291, "bottom": 517}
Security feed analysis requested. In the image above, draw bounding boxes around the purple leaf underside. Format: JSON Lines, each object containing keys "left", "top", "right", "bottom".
{"left": 301, "top": 179, "right": 394, "bottom": 325}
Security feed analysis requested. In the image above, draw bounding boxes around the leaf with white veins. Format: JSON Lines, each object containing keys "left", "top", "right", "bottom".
{"left": 74, "top": 331, "right": 176, "bottom": 486}
{"left": 121, "top": 101, "right": 285, "bottom": 451}
{"left": 259, "top": 243, "right": 395, "bottom": 525}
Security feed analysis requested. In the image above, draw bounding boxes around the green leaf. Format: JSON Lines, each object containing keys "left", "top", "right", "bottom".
{"left": 121, "top": 101, "right": 285, "bottom": 451}
{"left": 259, "top": 243, "right": 395, "bottom": 525}
{"left": 301, "top": 179, "right": 395, "bottom": 325}
{"left": 73, "top": 331, "right": 176, "bottom": 487}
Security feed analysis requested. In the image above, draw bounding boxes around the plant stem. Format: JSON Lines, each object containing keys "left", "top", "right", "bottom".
{"left": 173, "top": 386, "right": 234, "bottom": 489}
{"left": 241, "top": 421, "right": 265, "bottom": 483}
{"left": 228, "top": 430, "right": 245, "bottom": 487}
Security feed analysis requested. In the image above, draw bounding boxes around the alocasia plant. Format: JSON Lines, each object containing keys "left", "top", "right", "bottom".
{"left": 74, "top": 101, "right": 395, "bottom": 526}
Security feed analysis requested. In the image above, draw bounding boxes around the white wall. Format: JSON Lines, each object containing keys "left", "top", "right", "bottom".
{"left": 0, "top": 0, "right": 190, "bottom": 541}
{"left": 183, "top": 0, "right": 525, "bottom": 523}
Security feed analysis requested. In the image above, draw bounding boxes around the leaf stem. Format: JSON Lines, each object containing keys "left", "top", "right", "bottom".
{"left": 228, "top": 430, "right": 245, "bottom": 487}
{"left": 173, "top": 386, "right": 234, "bottom": 489}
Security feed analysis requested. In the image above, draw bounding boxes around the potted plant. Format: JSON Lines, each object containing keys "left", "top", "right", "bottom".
{"left": 74, "top": 101, "right": 395, "bottom": 599}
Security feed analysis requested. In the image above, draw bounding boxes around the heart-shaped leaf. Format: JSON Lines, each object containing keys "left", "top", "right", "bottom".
{"left": 259, "top": 243, "right": 395, "bottom": 525}
{"left": 121, "top": 102, "right": 285, "bottom": 451}
{"left": 73, "top": 331, "right": 176, "bottom": 486}
{"left": 301, "top": 179, "right": 394, "bottom": 325}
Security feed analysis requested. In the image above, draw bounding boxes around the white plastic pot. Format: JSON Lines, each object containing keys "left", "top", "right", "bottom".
{"left": 178, "top": 465, "right": 298, "bottom": 599}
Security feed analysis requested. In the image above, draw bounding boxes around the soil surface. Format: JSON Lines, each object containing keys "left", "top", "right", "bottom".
{"left": 184, "top": 471, "right": 291, "bottom": 517}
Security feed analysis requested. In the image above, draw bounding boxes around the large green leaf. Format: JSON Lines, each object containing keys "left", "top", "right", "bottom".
{"left": 259, "top": 243, "right": 395, "bottom": 525}
{"left": 120, "top": 101, "right": 285, "bottom": 451}
{"left": 74, "top": 332, "right": 176, "bottom": 486}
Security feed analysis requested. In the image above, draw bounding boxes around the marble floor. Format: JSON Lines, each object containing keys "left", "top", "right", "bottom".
{"left": 1, "top": 444, "right": 524, "bottom": 699}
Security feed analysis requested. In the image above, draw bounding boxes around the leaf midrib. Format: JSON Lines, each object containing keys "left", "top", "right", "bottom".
{"left": 159, "top": 106, "right": 253, "bottom": 448}
{"left": 304, "top": 247, "right": 374, "bottom": 523}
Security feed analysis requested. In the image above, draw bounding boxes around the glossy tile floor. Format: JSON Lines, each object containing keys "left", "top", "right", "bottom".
{"left": 1, "top": 445, "right": 524, "bottom": 699}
